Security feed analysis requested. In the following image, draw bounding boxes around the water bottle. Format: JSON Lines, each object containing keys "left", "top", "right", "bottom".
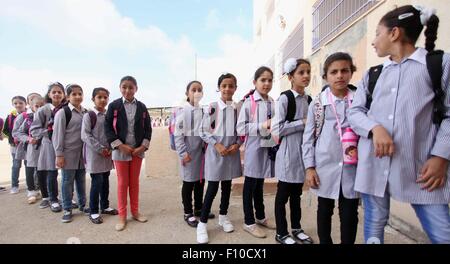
{"left": 342, "top": 127, "right": 359, "bottom": 165}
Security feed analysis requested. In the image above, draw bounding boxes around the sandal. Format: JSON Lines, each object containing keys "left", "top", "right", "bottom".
{"left": 275, "top": 234, "right": 298, "bottom": 244}
{"left": 184, "top": 214, "right": 199, "bottom": 228}
{"left": 292, "top": 229, "right": 313, "bottom": 244}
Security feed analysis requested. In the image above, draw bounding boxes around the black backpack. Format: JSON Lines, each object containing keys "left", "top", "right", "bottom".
{"left": 366, "top": 50, "right": 445, "bottom": 125}
{"left": 268, "top": 90, "right": 313, "bottom": 161}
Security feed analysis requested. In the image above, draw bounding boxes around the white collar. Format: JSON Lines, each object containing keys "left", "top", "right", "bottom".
{"left": 92, "top": 107, "right": 106, "bottom": 115}
{"left": 122, "top": 97, "right": 137, "bottom": 104}
{"left": 68, "top": 103, "right": 85, "bottom": 113}
{"left": 217, "top": 99, "right": 237, "bottom": 110}
{"left": 49, "top": 103, "right": 56, "bottom": 111}
{"left": 383, "top": 47, "right": 427, "bottom": 67}
{"left": 252, "top": 90, "right": 273, "bottom": 102}
{"left": 26, "top": 108, "right": 33, "bottom": 114}
{"left": 320, "top": 87, "right": 354, "bottom": 106}
{"left": 184, "top": 102, "right": 201, "bottom": 110}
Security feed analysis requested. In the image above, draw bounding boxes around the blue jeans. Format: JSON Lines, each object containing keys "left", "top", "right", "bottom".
{"left": 61, "top": 169, "right": 86, "bottom": 211}
{"left": 11, "top": 154, "right": 22, "bottom": 188}
{"left": 362, "top": 192, "right": 450, "bottom": 244}
{"left": 89, "top": 172, "right": 111, "bottom": 214}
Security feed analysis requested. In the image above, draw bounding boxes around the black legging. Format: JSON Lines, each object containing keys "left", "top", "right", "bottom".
{"left": 181, "top": 180, "right": 204, "bottom": 215}
{"left": 200, "top": 180, "right": 232, "bottom": 223}
{"left": 243, "top": 176, "right": 266, "bottom": 225}
{"left": 275, "top": 181, "right": 303, "bottom": 236}
{"left": 317, "top": 186, "right": 359, "bottom": 244}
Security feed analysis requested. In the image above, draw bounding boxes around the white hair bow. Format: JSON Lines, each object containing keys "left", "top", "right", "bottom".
{"left": 413, "top": 5, "right": 436, "bottom": 25}
{"left": 283, "top": 58, "right": 297, "bottom": 74}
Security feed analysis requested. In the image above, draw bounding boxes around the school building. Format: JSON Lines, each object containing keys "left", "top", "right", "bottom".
{"left": 252, "top": 0, "right": 450, "bottom": 243}
{"left": 253, "top": 0, "right": 450, "bottom": 96}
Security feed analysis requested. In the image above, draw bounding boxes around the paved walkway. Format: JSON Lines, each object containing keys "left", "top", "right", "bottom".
{"left": 0, "top": 128, "right": 416, "bottom": 244}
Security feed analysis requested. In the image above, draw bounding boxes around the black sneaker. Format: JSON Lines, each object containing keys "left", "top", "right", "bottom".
{"left": 194, "top": 210, "right": 215, "bottom": 219}
{"left": 184, "top": 214, "right": 199, "bottom": 228}
{"left": 39, "top": 199, "right": 50, "bottom": 209}
{"left": 101, "top": 208, "right": 119, "bottom": 215}
{"left": 50, "top": 202, "right": 62, "bottom": 213}
{"left": 275, "top": 234, "right": 298, "bottom": 244}
{"left": 61, "top": 211, "right": 73, "bottom": 223}
{"left": 0, "top": 186, "right": 6, "bottom": 192}
{"left": 71, "top": 200, "right": 79, "bottom": 209}
{"left": 89, "top": 214, "right": 103, "bottom": 224}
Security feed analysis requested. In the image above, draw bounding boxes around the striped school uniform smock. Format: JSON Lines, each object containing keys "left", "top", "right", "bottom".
{"left": 236, "top": 90, "right": 276, "bottom": 179}
{"left": 16, "top": 112, "right": 40, "bottom": 167}
{"left": 30, "top": 104, "right": 58, "bottom": 171}
{"left": 81, "top": 109, "right": 113, "bottom": 174}
{"left": 200, "top": 99, "right": 242, "bottom": 181}
{"left": 272, "top": 89, "right": 308, "bottom": 184}
{"left": 52, "top": 103, "right": 87, "bottom": 170}
{"left": 302, "top": 87, "right": 359, "bottom": 199}
{"left": 174, "top": 103, "right": 205, "bottom": 182}
{"left": 11, "top": 111, "right": 29, "bottom": 161}
{"left": 348, "top": 48, "right": 450, "bottom": 204}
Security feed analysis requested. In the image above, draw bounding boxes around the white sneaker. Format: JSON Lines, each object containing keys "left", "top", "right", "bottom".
{"left": 10, "top": 187, "right": 19, "bottom": 194}
{"left": 196, "top": 222, "right": 209, "bottom": 244}
{"left": 218, "top": 215, "right": 234, "bottom": 233}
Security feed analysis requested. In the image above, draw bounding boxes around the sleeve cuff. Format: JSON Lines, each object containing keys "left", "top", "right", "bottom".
{"left": 111, "top": 139, "right": 123, "bottom": 149}
{"left": 360, "top": 121, "right": 380, "bottom": 138}
{"left": 141, "top": 139, "right": 150, "bottom": 149}
{"left": 303, "top": 158, "right": 315, "bottom": 169}
{"left": 431, "top": 146, "right": 450, "bottom": 161}
{"left": 56, "top": 151, "right": 64, "bottom": 157}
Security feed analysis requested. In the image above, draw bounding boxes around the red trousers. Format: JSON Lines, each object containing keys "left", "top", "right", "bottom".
{"left": 114, "top": 156, "right": 143, "bottom": 219}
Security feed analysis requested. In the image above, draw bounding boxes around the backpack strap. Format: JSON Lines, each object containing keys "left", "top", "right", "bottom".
{"left": 426, "top": 50, "right": 445, "bottom": 125}
{"left": 313, "top": 94, "right": 325, "bottom": 144}
{"left": 281, "top": 90, "right": 297, "bottom": 122}
{"left": 88, "top": 111, "right": 97, "bottom": 130}
{"left": 307, "top": 95, "right": 313, "bottom": 105}
{"left": 0, "top": 118, "right": 3, "bottom": 131}
{"left": 209, "top": 102, "right": 219, "bottom": 131}
{"left": 249, "top": 94, "right": 257, "bottom": 122}
{"left": 366, "top": 65, "right": 383, "bottom": 110}
{"left": 63, "top": 105, "right": 72, "bottom": 128}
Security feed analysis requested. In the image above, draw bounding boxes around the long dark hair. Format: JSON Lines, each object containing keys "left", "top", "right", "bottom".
{"left": 380, "top": 5, "right": 439, "bottom": 52}
{"left": 44, "top": 82, "right": 65, "bottom": 104}
{"left": 322, "top": 52, "right": 357, "bottom": 79}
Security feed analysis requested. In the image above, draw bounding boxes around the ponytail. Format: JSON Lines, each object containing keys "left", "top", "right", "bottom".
{"left": 424, "top": 15, "right": 439, "bottom": 52}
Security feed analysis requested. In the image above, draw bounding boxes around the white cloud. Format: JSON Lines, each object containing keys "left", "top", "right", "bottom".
{"left": 0, "top": 0, "right": 256, "bottom": 114}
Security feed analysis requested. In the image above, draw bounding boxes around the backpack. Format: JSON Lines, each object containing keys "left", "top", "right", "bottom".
{"left": 168, "top": 107, "right": 182, "bottom": 151}
{"left": 270, "top": 90, "right": 313, "bottom": 159}
{"left": 366, "top": 50, "right": 445, "bottom": 125}
{"left": 47, "top": 103, "right": 72, "bottom": 139}
{"left": 0, "top": 118, "right": 3, "bottom": 133}
{"left": 87, "top": 111, "right": 97, "bottom": 130}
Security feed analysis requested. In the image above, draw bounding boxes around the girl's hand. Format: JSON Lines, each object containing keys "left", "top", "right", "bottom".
{"left": 417, "top": 156, "right": 449, "bottom": 192}
{"left": 262, "top": 119, "right": 272, "bottom": 130}
{"left": 118, "top": 144, "right": 134, "bottom": 155}
{"left": 371, "top": 125, "right": 395, "bottom": 158}
{"left": 302, "top": 118, "right": 307, "bottom": 124}
{"left": 306, "top": 168, "right": 320, "bottom": 189}
{"left": 29, "top": 138, "right": 38, "bottom": 145}
{"left": 132, "top": 146, "right": 146, "bottom": 156}
{"left": 56, "top": 156, "right": 65, "bottom": 169}
{"left": 227, "top": 144, "right": 240, "bottom": 155}
{"left": 101, "top": 148, "right": 110, "bottom": 157}
{"left": 182, "top": 153, "right": 192, "bottom": 166}
{"left": 214, "top": 143, "right": 228, "bottom": 156}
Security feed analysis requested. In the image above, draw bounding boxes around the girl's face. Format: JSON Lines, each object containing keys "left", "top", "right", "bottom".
{"left": 31, "top": 101, "right": 44, "bottom": 113}
{"left": 12, "top": 99, "right": 26, "bottom": 113}
{"left": 187, "top": 82, "right": 203, "bottom": 105}
{"left": 289, "top": 63, "right": 311, "bottom": 89}
{"left": 120, "top": 80, "right": 137, "bottom": 101}
{"left": 253, "top": 71, "right": 273, "bottom": 97}
{"left": 68, "top": 87, "right": 83, "bottom": 107}
{"left": 93, "top": 91, "right": 109, "bottom": 110}
{"left": 219, "top": 78, "right": 237, "bottom": 102}
{"left": 49, "top": 86, "right": 65, "bottom": 105}
{"left": 27, "top": 94, "right": 40, "bottom": 106}
{"left": 325, "top": 60, "right": 353, "bottom": 92}
{"left": 372, "top": 24, "right": 398, "bottom": 58}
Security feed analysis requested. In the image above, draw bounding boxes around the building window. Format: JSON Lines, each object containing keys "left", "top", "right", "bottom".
{"left": 281, "top": 19, "right": 304, "bottom": 65}
{"left": 312, "top": 0, "right": 379, "bottom": 51}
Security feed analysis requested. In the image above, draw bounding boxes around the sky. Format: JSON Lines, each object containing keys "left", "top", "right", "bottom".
{"left": 0, "top": 0, "right": 256, "bottom": 115}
